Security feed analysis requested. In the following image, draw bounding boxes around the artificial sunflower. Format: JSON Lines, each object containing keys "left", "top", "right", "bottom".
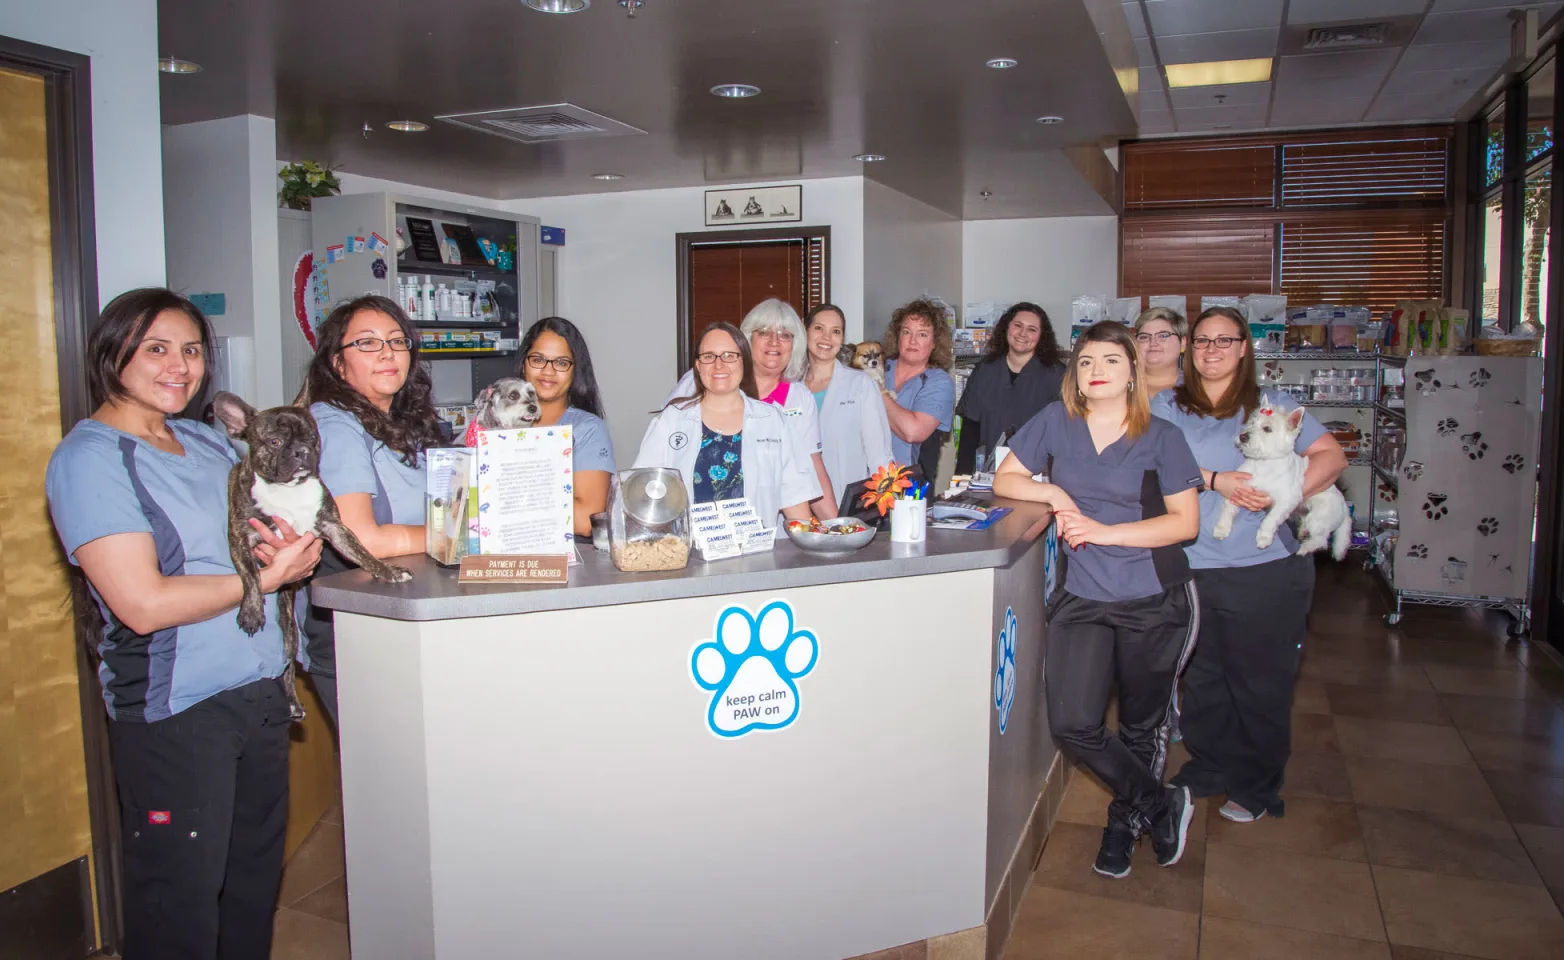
{"left": 860, "top": 461, "right": 914, "bottom": 516}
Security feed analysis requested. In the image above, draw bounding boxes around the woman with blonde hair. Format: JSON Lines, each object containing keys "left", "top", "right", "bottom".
{"left": 994, "top": 320, "right": 1203, "bottom": 879}
{"left": 881, "top": 298, "right": 956, "bottom": 479}
{"left": 1134, "top": 306, "right": 1188, "bottom": 399}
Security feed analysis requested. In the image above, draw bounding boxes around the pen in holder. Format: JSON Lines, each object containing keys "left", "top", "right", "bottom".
{"left": 890, "top": 493, "right": 927, "bottom": 543}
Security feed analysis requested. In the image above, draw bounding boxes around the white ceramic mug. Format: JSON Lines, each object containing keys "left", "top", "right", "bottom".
{"left": 890, "top": 498, "right": 927, "bottom": 543}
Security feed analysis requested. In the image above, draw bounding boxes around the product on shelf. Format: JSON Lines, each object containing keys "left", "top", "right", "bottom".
{"left": 1321, "top": 420, "right": 1362, "bottom": 458}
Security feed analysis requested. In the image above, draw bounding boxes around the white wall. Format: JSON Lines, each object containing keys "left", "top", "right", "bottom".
{"left": 163, "top": 116, "right": 286, "bottom": 407}
{"left": 511, "top": 178, "right": 866, "bottom": 460}
{"left": 961, "top": 216, "right": 1120, "bottom": 347}
{"left": 0, "top": 0, "right": 165, "bottom": 303}
{"left": 862, "top": 180, "right": 963, "bottom": 344}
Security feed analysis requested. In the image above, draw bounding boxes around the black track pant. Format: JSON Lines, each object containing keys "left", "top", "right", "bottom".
{"left": 1174, "top": 555, "right": 1314, "bottom": 818}
{"left": 1046, "top": 582, "right": 1198, "bottom": 833}
{"left": 108, "top": 678, "right": 292, "bottom": 960}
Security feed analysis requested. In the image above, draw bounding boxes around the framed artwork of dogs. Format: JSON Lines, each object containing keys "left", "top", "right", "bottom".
{"left": 704, "top": 185, "right": 802, "bottom": 227}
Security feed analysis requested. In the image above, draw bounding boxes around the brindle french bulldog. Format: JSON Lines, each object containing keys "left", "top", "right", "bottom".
{"left": 212, "top": 391, "right": 413, "bottom": 720}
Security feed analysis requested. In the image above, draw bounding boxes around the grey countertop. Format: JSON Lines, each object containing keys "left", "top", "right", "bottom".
{"left": 310, "top": 499, "right": 1054, "bottom": 621}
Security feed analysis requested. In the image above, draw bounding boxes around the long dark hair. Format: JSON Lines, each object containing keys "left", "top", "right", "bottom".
{"left": 519, "top": 316, "right": 607, "bottom": 418}
{"left": 669, "top": 322, "right": 757, "bottom": 409}
{"left": 1173, "top": 307, "right": 1260, "bottom": 421}
{"left": 87, "top": 287, "right": 216, "bottom": 409}
{"left": 984, "top": 301, "right": 1064, "bottom": 366}
{"left": 296, "top": 295, "right": 443, "bottom": 465}
{"left": 1060, "top": 321, "right": 1151, "bottom": 439}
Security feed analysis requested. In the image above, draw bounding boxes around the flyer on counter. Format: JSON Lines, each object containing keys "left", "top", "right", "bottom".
{"left": 475, "top": 426, "right": 578, "bottom": 561}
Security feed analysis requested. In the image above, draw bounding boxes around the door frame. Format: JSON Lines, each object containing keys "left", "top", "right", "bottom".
{"left": 1531, "top": 81, "right": 1564, "bottom": 647}
{"left": 0, "top": 32, "right": 115, "bottom": 951}
{"left": 674, "top": 224, "right": 831, "bottom": 375}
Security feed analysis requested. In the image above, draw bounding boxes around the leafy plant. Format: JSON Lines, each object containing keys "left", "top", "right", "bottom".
{"left": 277, "top": 161, "right": 342, "bottom": 211}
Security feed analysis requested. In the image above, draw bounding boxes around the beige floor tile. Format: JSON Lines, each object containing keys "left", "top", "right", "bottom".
{"left": 852, "top": 942, "right": 927, "bottom": 960}
{"left": 1459, "top": 729, "right": 1564, "bottom": 778}
{"left": 1198, "top": 916, "right": 1391, "bottom": 960}
{"left": 1326, "top": 685, "right": 1451, "bottom": 725}
{"left": 1205, "top": 795, "right": 1365, "bottom": 861}
{"left": 1334, "top": 717, "right": 1474, "bottom": 767}
{"left": 1031, "top": 820, "right": 1205, "bottom": 915}
{"left": 1441, "top": 694, "right": 1564, "bottom": 738}
{"left": 1285, "top": 750, "right": 1356, "bottom": 801}
{"left": 1373, "top": 865, "right": 1564, "bottom": 960}
{"left": 928, "top": 926, "right": 984, "bottom": 960}
{"left": 277, "top": 821, "right": 345, "bottom": 906}
{"left": 1343, "top": 758, "right": 1506, "bottom": 820}
{"left": 1356, "top": 805, "right": 1541, "bottom": 886}
{"left": 1422, "top": 665, "right": 1547, "bottom": 700}
{"left": 290, "top": 876, "right": 348, "bottom": 925}
{"left": 319, "top": 802, "right": 343, "bottom": 826}
{"left": 1390, "top": 947, "right": 1490, "bottom": 960}
{"left": 1399, "top": 638, "right": 1526, "bottom": 671}
{"left": 1202, "top": 843, "right": 1386, "bottom": 942}
{"left": 1483, "top": 769, "right": 1564, "bottom": 828}
{"left": 270, "top": 907, "right": 349, "bottom": 960}
{"left": 1299, "top": 657, "right": 1433, "bottom": 691}
{"left": 1514, "top": 824, "right": 1564, "bottom": 913}
{"left": 1294, "top": 678, "right": 1333, "bottom": 715}
{"left": 1292, "top": 712, "right": 1341, "bottom": 753}
{"left": 1005, "top": 886, "right": 1199, "bottom": 960}
{"left": 1055, "top": 768, "right": 1112, "bottom": 827}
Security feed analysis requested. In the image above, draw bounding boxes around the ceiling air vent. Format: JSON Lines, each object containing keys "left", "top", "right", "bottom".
{"left": 434, "top": 103, "right": 646, "bottom": 144}
{"left": 1303, "top": 22, "right": 1391, "bottom": 49}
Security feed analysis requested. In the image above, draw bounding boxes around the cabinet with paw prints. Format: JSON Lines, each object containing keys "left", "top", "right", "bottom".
{"left": 1368, "top": 354, "right": 1541, "bottom": 633}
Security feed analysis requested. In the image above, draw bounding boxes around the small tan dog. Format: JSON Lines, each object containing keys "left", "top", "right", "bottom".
{"left": 844, "top": 342, "right": 891, "bottom": 397}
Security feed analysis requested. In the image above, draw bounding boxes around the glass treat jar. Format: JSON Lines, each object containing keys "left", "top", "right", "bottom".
{"left": 608, "top": 468, "right": 691, "bottom": 572}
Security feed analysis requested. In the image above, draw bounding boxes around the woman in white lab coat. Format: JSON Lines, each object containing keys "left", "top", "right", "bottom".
{"left": 637, "top": 322, "right": 820, "bottom": 526}
{"left": 800, "top": 303, "right": 894, "bottom": 506}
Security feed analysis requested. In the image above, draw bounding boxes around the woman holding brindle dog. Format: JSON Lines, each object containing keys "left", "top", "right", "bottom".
{"left": 46, "top": 288, "right": 323, "bottom": 960}
{"left": 1152, "top": 306, "right": 1347, "bottom": 824}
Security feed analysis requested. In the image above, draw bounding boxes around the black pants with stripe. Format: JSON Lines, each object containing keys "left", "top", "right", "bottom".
{"left": 1046, "top": 582, "right": 1197, "bottom": 833}
{"left": 1173, "top": 555, "right": 1315, "bottom": 818}
{"left": 107, "top": 678, "right": 292, "bottom": 960}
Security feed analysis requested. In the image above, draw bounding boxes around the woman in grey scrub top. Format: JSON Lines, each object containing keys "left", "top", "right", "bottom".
{"left": 519, "top": 316, "right": 616, "bottom": 537}
{"left": 1153, "top": 307, "right": 1347, "bottom": 825}
{"left": 954, "top": 301, "right": 1065, "bottom": 473}
{"left": 46, "top": 288, "right": 323, "bottom": 959}
{"left": 288, "top": 294, "right": 447, "bottom": 726}
{"left": 993, "top": 321, "right": 1203, "bottom": 881}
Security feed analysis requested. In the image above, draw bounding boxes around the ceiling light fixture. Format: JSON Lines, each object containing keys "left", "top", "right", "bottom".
{"left": 521, "top": 0, "right": 590, "bottom": 11}
{"left": 986, "top": 57, "right": 1018, "bottom": 69}
{"left": 158, "top": 57, "right": 202, "bottom": 74}
{"left": 386, "top": 120, "right": 428, "bottom": 132}
{"left": 710, "top": 83, "right": 761, "bottom": 99}
{"left": 618, "top": 0, "right": 643, "bottom": 15}
{"left": 592, "top": 173, "right": 624, "bottom": 180}
{"left": 853, "top": 153, "right": 886, "bottom": 162}
{"left": 1036, "top": 115, "right": 1064, "bottom": 125}
{"left": 1164, "top": 58, "right": 1272, "bottom": 88}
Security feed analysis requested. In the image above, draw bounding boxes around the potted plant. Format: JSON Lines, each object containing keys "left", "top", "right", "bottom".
{"left": 277, "top": 161, "right": 342, "bottom": 211}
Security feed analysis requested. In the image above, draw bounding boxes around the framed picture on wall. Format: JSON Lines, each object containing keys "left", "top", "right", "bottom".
{"left": 704, "top": 185, "right": 803, "bottom": 227}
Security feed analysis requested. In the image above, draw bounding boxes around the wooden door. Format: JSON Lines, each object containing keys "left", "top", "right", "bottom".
{"left": 687, "top": 240, "right": 805, "bottom": 360}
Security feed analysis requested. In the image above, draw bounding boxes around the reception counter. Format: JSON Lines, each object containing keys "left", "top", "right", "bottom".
{"left": 311, "top": 500, "right": 1068, "bottom": 960}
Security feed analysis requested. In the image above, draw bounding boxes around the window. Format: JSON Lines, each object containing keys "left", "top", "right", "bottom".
{"left": 1486, "top": 101, "right": 1507, "bottom": 187}
{"left": 1522, "top": 163, "right": 1552, "bottom": 327}
{"left": 1529, "top": 60, "right": 1554, "bottom": 162}
{"left": 1481, "top": 193, "right": 1506, "bottom": 325}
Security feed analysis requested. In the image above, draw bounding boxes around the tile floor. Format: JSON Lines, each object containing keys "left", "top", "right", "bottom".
{"left": 267, "top": 562, "right": 1564, "bottom": 960}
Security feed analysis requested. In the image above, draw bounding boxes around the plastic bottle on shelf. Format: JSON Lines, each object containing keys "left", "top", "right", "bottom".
{"left": 421, "top": 276, "right": 435, "bottom": 323}
{"left": 436, "top": 284, "right": 449, "bottom": 319}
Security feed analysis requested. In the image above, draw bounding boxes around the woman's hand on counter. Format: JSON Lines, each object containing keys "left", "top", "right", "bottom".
{"left": 992, "top": 454, "right": 1077, "bottom": 515}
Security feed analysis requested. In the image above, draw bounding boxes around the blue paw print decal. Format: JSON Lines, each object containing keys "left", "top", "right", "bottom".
{"left": 691, "top": 600, "right": 818, "bottom": 738}
{"left": 1041, "top": 520, "right": 1060, "bottom": 605}
{"left": 994, "top": 606, "right": 1018, "bottom": 734}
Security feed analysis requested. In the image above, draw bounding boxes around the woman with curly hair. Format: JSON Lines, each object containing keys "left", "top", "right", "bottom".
{"left": 292, "top": 294, "right": 446, "bottom": 725}
{"left": 881, "top": 299, "right": 956, "bottom": 479}
{"left": 954, "top": 301, "right": 1066, "bottom": 473}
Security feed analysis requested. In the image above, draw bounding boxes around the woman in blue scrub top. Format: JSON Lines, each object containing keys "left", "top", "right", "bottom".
{"left": 294, "top": 294, "right": 446, "bottom": 726}
{"left": 993, "top": 321, "right": 1203, "bottom": 880}
{"left": 518, "top": 317, "right": 616, "bottom": 536}
{"left": 1152, "top": 307, "right": 1347, "bottom": 825}
{"left": 881, "top": 299, "right": 956, "bottom": 478}
{"left": 46, "top": 288, "right": 324, "bottom": 959}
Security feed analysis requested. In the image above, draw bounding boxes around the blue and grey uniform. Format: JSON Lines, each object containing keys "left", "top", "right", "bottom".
{"left": 885, "top": 359, "right": 955, "bottom": 470}
{"left": 1006, "top": 401, "right": 1203, "bottom": 836}
{"left": 557, "top": 406, "right": 617, "bottom": 474}
{"left": 1151, "top": 388, "right": 1325, "bottom": 820}
{"left": 46, "top": 418, "right": 287, "bottom": 720}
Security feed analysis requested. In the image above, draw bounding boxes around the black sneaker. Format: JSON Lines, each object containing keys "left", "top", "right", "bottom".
{"left": 1150, "top": 785, "right": 1194, "bottom": 868}
{"left": 1093, "top": 822, "right": 1136, "bottom": 879}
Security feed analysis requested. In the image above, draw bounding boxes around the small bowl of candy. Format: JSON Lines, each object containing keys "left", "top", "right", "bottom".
{"left": 783, "top": 516, "right": 877, "bottom": 555}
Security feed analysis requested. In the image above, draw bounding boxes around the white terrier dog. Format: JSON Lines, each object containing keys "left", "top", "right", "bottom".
{"left": 1211, "top": 405, "right": 1352, "bottom": 560}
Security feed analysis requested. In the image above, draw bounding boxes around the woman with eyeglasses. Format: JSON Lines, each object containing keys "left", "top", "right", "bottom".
{"left": 953, "top": 301, "right": 1065, "bottom": 474}
{"left": 1133, "top": 306, "right": 1188, "bottom": 399}
{"left": 518, "top": 317, "right": 615, "bottom": 537}
{"left": 637, "top": 323, "right": 819, "bottom": 525}
{"left": 1151, "top": 307, "right": 1347, "bottom": 825}
{"left": 287, "top": 294, "right": 446, "bottom": 726}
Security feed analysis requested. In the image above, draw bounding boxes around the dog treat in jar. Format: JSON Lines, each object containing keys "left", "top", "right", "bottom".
{"left": 610, "top": 535, "right": 690, "bottom": 572}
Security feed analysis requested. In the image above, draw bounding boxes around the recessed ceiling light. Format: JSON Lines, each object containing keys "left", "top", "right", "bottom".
{"left": 710, "top": 83, "right": 761, "bottom": 99}
{"left": 386, "top": 120, "right": 428, "bottom": 133}
{"left": 521, "top": 0, "right": 589, "bottom": 12}
{"left": 592, "top": 173, "right": 624, "bottom": 180}
{"left": 158, "top": 58, "right": 202, "bottom": 74}
{"left": 1164, "top": 58, "right": 1273, "bottom": 88}
{"left": 1036, "top": 115, "right": 1064, "bottom": 125}
{"left": 986, "top": 57, "right": 1018, "bottom": 69}
{"left": 853, "top": 153, "right": 886, "bottom": 162}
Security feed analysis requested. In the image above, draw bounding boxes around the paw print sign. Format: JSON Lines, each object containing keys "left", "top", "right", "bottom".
{"left": 994, "top": 607, "right": 1018, "bottom": 735}
{"left": 691, "top": 600, "right": 818, "bottom": 738}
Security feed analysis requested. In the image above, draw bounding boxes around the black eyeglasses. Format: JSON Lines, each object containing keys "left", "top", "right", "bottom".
{"left": 1192, "top": 336, "right": 1243, "bottom": 350}
{"left": 341, "top": 336, "right": 413, "bottom": 353}
{"left": 695, "top": 351, "right": 742, "bottom": 365}
{"left": 1135, "top": 331, "right": 1178, "bottom": 343}
{"left": 525, "top": 353, "right": 575, "bottom": 372}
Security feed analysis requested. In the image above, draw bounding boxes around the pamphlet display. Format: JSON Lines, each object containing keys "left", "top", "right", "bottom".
{"left": 689, "top": 498, "right": 775, "bottom": 561}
